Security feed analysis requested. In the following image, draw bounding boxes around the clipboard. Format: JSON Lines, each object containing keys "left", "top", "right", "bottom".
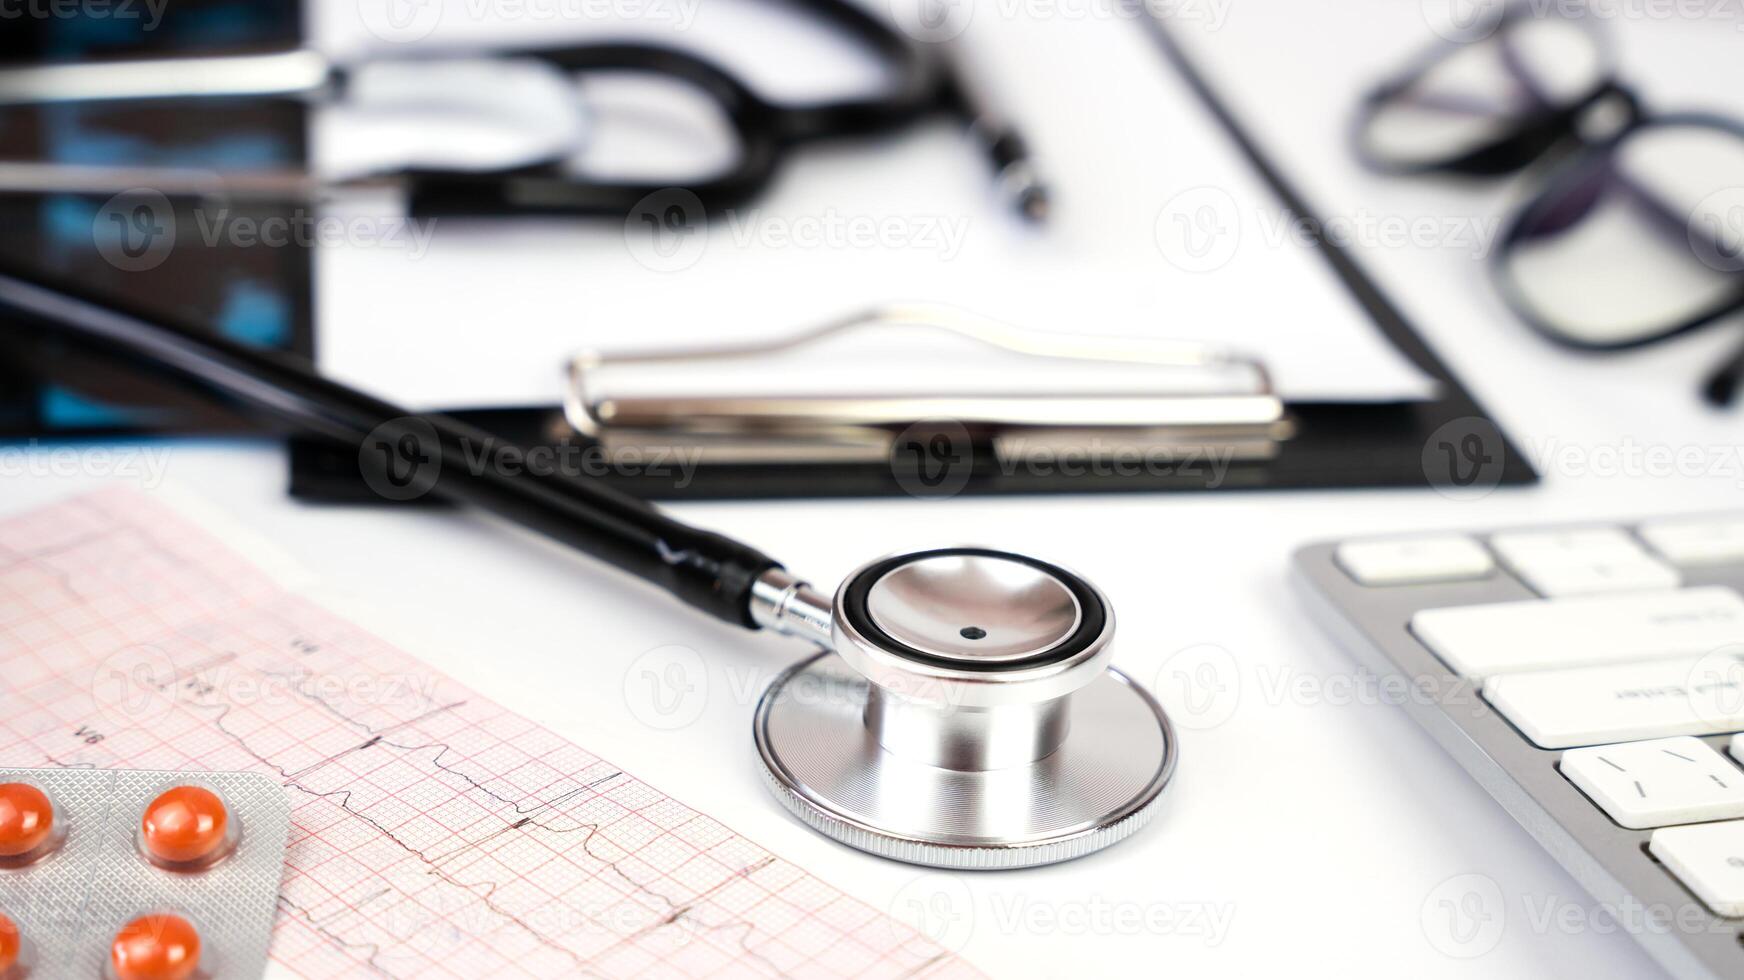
{"left": 285, "top": 9, "right": 1537, "bottom": 502}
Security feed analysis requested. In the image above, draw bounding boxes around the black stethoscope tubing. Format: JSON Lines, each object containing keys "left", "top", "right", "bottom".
{"left": 0, "top": 262, "right": 782, "bottom": 629}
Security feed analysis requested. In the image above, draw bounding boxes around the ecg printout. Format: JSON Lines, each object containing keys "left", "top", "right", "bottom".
{"left": 0, "top": 489, "right": 974, "bottom": 978}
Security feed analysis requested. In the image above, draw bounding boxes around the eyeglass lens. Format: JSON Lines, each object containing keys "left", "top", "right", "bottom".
{"left": 1358, "top": 14, "right": 1609, "bottom": 172}
{"left": 1497, "top": 121, "right": 1744, "bottom": 346}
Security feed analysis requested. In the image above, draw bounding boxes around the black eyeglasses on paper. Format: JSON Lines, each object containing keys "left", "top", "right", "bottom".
{"left": 1354, "top": 0, "right": 1744, "bottom": 405}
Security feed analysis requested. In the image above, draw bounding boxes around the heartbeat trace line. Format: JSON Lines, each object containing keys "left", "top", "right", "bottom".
{"left": 198, "top": 669, "right": 790, "bottom": 979}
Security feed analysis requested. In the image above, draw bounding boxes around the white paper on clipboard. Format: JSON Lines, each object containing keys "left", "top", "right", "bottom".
{"left": 311, "top": 0, "right": 1439, "bottom": 410}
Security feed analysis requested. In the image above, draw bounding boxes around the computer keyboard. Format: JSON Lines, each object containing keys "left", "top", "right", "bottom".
{"left": 1294, "top": 516, "right": 1744, "bottom": 980}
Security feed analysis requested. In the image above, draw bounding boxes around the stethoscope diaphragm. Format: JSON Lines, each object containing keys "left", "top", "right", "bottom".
{"left": 753, "top": 548, "right": 1176, "bottom": 869}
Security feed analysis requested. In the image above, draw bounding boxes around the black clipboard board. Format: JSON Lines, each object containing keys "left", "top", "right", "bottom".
{"left": 286, "top": 11, "right": 1538, "bottom": 503}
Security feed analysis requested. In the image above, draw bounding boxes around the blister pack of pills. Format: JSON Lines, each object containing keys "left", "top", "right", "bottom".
{"left": 0, "top": 768, "right": 289, "bottom": 979}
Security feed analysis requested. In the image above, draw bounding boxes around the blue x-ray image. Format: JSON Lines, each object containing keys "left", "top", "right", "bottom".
{"left": 0, "top": 0, "right": 314, "bottom": 437}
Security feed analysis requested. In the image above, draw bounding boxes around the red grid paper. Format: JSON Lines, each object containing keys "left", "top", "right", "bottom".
{"left": 0, "top": 490, "right": 976, "bottom": 979}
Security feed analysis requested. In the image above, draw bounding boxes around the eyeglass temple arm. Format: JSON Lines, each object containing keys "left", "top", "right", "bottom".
{"left": 1701, "top": 319, "right": 1744, "bottom": 408}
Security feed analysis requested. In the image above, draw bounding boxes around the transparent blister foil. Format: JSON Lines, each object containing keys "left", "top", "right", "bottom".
{"left": 0, "top": 769, "right": 289, "bottom": 980}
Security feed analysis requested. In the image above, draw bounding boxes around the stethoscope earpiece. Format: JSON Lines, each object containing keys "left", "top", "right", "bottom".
{"left": 752, "top": 548, "right": 1176, "bottom": 869}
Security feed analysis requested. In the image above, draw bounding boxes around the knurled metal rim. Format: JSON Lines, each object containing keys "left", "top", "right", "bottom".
{"left": 752, "top": 661, "right": 1177, "bottom": 870}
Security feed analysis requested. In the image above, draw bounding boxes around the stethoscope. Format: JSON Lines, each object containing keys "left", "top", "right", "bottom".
{"left": 0, "top": 0, "right": 1046, "bottom": 220}
{"left": 0, "top": 263, "right": 1172, "bottom": 869}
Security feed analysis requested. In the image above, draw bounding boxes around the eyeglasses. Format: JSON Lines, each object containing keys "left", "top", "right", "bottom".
{"left": 1353, "top": 1, "right": 1744, "bottom": 404}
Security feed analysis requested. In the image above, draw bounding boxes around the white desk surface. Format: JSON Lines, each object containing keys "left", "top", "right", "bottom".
{"left": 6, "top": 2, "right": 1743, "bottom": 978}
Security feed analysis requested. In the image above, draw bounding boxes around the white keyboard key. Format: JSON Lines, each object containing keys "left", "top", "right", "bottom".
{"left": 1561, "top": 737, "right": 1744, "bottom": 828}
{"left": 1649, "top": 821, "right": 1744, "bottom": 916}
{"left": 1491, "top": 527, "right": 1648, "bottom": 563}
{"left": 1732, "top": 733, "right": 1744, "bottom": 766}
{"left": 1412, "top": 586, "right": 1744, "bottom": 679}
{"left": 1335, "top": 536, "right": 1495, "bottom": 586}
{"left": 1641, "top": 517, "right": 1744, "bottom": 568}
{"left": 1513, "top": 558, "right": 1680, "bottom": 597}
{"left": 1491, "top": 528, "right": 1679, "bottom": 597}
{"left": 1486, "top": 655, "right": 1744, "bottom": 748}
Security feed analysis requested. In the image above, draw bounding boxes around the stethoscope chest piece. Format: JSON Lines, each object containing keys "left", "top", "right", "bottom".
{"left": 753, "top": 548, "right": 1176, "bottom": 869}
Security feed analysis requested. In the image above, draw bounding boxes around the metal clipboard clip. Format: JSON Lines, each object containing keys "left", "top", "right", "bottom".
{"left": 562, "top": 305, "right": 1295, "bottom": 466}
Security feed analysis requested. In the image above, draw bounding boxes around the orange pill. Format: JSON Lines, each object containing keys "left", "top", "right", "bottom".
{"left": 110, "top": 913, "right": 199, "bottom": 980}
{"left": 140, "top": 786, "right": 229, "bottom": 865}
{"left": 0, "top": 783, "right": 54, "bottom": 858}
{"left": 0, "top": 910, "right": 18, "bottom": 974}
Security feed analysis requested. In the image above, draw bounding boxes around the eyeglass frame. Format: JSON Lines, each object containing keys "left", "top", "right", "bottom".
{"left": 1351, "top": 1, "right": 1744, "bottom": 401}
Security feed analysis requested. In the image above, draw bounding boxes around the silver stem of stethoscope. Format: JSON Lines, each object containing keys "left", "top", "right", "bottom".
{"left": 748, "top": 568, "right": 836, "bottom": 646}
